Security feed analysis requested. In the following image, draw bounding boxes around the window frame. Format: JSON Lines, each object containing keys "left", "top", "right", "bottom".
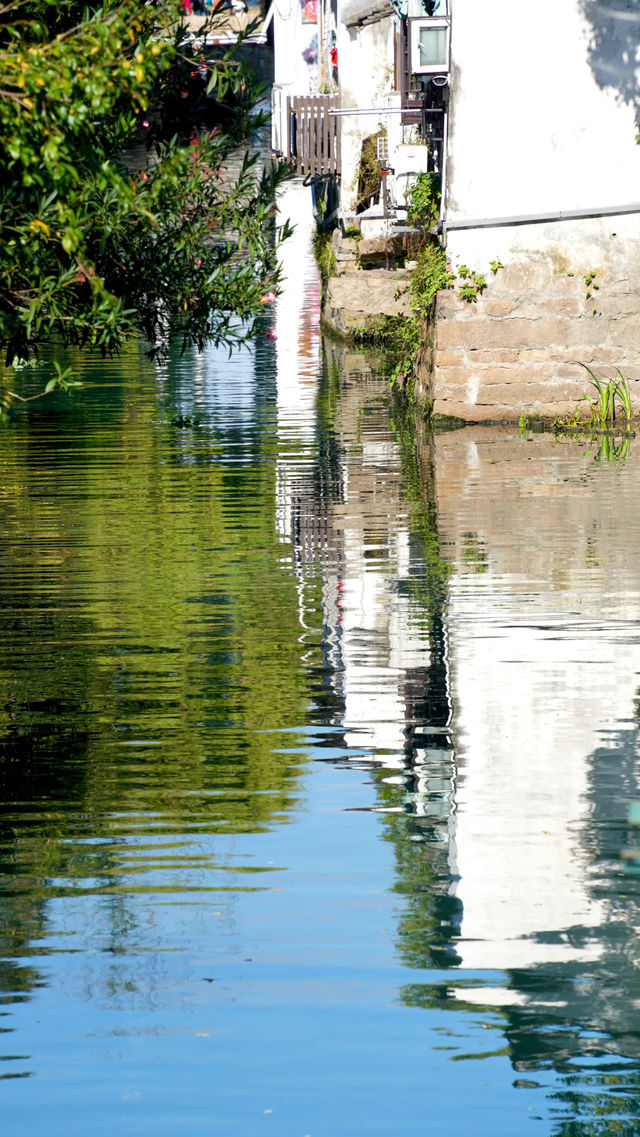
{"left": 408, "top": 16, "right": 451, "bottom": 76}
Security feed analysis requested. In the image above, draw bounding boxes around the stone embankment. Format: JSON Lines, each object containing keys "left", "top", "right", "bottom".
{"left": 431, "top": 259, "right": 640, "bottom": 422}
{"left": 320, "top": 228, "right": 640, "bottom": 423}
{"left": 321, "top": 228, "right": 421, "bottom": 340}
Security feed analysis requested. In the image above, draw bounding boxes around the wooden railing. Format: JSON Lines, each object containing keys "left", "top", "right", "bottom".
{"left": 287, "top": 95, "right": 341, "bottom": 177}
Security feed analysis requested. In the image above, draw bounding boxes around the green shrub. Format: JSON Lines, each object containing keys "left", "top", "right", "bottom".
{"left": 405, "top": 171, "right": 441, "bottom": 228}
{"left": 313, "top": 229, "right": 336, "bottom": 283}
{"left": 409, "top": 241, "right": 453, "bottom": 318}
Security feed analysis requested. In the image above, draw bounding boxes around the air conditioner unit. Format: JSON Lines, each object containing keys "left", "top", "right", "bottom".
{"left": 409, "top": 17, "right": 450, "bottom": 76}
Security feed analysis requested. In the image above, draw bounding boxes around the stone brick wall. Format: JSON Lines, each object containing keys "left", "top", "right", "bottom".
{"left": 322, "top": 268, "right": 411, "bottom": 339}
{"left": 431, "top": 259, "right": 640, "bottom": 422}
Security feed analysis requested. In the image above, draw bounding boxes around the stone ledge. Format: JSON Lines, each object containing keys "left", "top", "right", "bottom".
{"left": 323, "top": 270, "right": 411, "bottom": 338}
{"left": 357, "top": 231, "right": 425, "bottom": 265}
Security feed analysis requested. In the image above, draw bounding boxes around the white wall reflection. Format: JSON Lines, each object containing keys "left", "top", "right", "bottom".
{"left": 274, "top": 179, "right": 320, "bottom": 442}
{"left": 333, "top": 429, "right": 431, "bottom": 764}
{"left": 272, "top": 205, "right": 640, "bottom": 998}
{"left": 435, "top": 427, "right": 640, "bottom": 974}
{"left": 272, "top": 206, "right": 437, "bottom": 768}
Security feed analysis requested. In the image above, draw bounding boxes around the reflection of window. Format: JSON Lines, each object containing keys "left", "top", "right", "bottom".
{"left": 409, "top": 17, "right": 450, "bottom": 74}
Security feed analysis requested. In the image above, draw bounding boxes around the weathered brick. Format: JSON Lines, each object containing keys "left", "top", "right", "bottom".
{"left": 475, "top": 384, "right": 542, "bottom": 405}
{"left": 436, "top": 293, "right": 468, "bottom": 318}
{"left": 434, "top": 349, "right": 466, "bottom": 367}
{"left": 436, "top": 367, "right": 477, "bottom": 388}
{"left": 433, "top": 323, "right": 465, "bottom": 349}
{"left": 433, "top": 321, "right": 475, "bottom": 349}
{"left": 484, "top": 299, "right": 517, "bottom": 317}
{"left": 491, "top": 318, "right": 571, "bottom": 350}
{"left": 554, "top": 318, "right": 608, "bottom": 348}
{"left": 469, "top": 348, "right": 521, "bottom": 364}
{"left": 546, "top": 381, "right": 595, "bottom": 400}
{"left": 550, "top": 275, "right": 587, "bottom": 297}
{"left": 555, "top": 348, "right": 624, "bottom": 369}
{"left": 596, "top": 347, "right": 626, "bottom": 364}
{"left": 546, "top": 362, "right": 587, "bottom": 381}
{"left": 543, "top": 298, "right": 583, "bottom": 317}
{"left": 467, "top": 366, "right": 547, "bottom": 390}
{"left": 520, "top": 347, "right": 571, "bottom": 362}
{"left": 433, "top": 397, "right": 515, "bottom": 421}
{"left": 605, "top": 321, "right": 640, "bottom": 352}
{"left": 498, "top": 261, "right": 553, "bottom": 293}
{"left": 593, "top": 295, "right": 640, "bottom": 319}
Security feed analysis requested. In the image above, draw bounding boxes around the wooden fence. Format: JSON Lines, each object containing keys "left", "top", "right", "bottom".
{"left": 287, "top": 95, "right": 341, "bottom": 177}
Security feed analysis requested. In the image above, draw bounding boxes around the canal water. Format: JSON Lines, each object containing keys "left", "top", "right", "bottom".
{"left": 2, "top": 182, "right": 640, "bottom": 1135}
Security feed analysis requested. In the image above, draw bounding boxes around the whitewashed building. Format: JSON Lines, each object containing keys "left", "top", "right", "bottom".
{"left": 271, "top": 1, "right": 640, "bottom": 240}
{"left": 270, "top": 0, "right": 450, "bottom": 223}
{"left": 270, "top": 1, "right": 640, "bottom": 417}
{"left": 444, "top": 1, "right": 640, "bottom": 272}
{"left": 434, "top": 0, "right": 640, "bottom": 420}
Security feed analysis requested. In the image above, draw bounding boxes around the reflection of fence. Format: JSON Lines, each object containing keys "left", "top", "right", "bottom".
{"left": 287, "top": 95, "right": 341, "bottom": 177}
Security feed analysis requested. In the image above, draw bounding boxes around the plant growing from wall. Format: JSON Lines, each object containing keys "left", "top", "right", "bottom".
{"left": 409, "top": 241, "right": 454, "bottom": 319}
{"left": 349, "top": 240, "right": 453, "bottom": 390}
{"left": 351, "top": 314, "right": 422, "bottom": 388}
{"left": 585, "top": 270, "right": 599, "bottom": 298}
{"left": 584, "top": 269, "right": 602, "bottom": 314}
{"left": 456, "top": 266, "right": 487, "bottom": 303}
{"left": 354, "top": 128, "right": 386, "bottom": 213}
{"left": 405, "top": 172, "right": 441, "bottom": 228}
{"left": 313, "top": 229, "right": 336, "bottom": 284}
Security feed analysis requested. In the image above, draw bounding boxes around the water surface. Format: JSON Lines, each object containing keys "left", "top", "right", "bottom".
{"left": 2, "top": 184, "right": 640, "bottom": 1135}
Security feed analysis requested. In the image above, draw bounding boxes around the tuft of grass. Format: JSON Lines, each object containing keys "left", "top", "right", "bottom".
{"left": 614, "top": 368, "right": 632, "bottom": 420}
{"left": 576, "top": 363, "right": 632, "bottom": 426}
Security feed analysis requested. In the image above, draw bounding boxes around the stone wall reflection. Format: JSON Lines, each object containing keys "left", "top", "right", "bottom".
{"left": 274, "top": 339, "right": 460, "bottom": 962}
{"left": 277, "top": 367, "right": 640, "bottom": 1098}
{"left": 432, "top": 425, "right": 640, "bottom": 1087}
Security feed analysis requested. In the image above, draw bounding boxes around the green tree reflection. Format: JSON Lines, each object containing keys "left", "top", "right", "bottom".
{"left": 0, "top": 341, "right": 321, "bottom": 1001}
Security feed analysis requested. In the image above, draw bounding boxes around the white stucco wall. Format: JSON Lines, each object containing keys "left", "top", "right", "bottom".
{"left": 445, "top": 0, "right": 640, "bottom": 270}
{"left": 337, "top": 16, "right": 397, "bottom": 211}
